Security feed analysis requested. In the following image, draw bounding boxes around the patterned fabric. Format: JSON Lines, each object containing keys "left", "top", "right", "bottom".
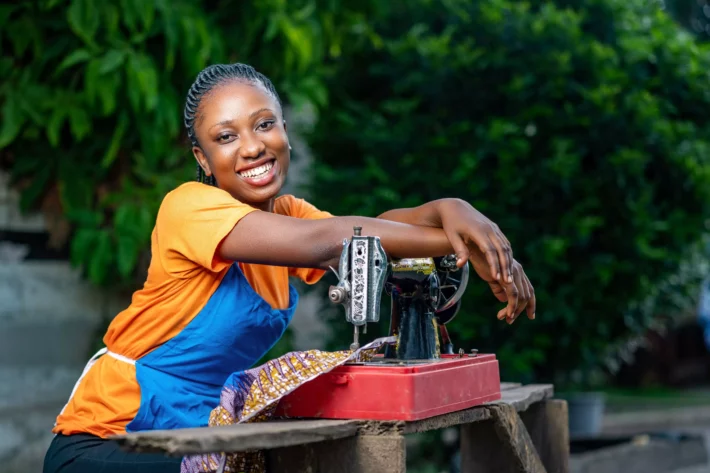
{"left": 181, "top": 336, "right": 394, "bottom": 473}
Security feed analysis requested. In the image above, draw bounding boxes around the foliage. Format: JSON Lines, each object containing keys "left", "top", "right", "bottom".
{"left": 0, "top": 0, "right": 376, "bottom": 287}
{"left": 307, "top": 0, "right": 710, "bottom": 384}
{"left": 665, "top": 0, "right": 710, "bottom": 40}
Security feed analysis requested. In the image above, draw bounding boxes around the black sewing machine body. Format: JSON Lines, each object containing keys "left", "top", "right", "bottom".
{"left": 329, "top": 227, "right": 470, "bottom": 361}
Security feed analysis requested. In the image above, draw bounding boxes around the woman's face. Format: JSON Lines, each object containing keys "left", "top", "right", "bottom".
{"left": 192, "top": 80, "right": 290, "bottom": 210}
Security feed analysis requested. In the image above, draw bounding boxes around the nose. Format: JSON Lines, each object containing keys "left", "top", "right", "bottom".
{"left": 239, "top": 132, "right": 266, "bottom": 160}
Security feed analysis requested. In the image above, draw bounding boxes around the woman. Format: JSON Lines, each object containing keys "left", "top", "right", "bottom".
{"left": 44, "top": 63, "right": 535, "bottom": 473}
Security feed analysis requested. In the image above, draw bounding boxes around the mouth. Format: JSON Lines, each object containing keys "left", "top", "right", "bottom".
{"left": 237, "top": 159, "right": 277, "bottom": 187}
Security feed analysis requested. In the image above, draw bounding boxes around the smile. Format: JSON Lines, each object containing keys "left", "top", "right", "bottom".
{"left": 239, "top": 160, "right": 274, "bottom": 178}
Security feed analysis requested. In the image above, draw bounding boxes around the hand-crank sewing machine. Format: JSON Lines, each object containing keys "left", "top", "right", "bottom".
{"left": 276, "top": 227, "right": 501, "bottom": 421}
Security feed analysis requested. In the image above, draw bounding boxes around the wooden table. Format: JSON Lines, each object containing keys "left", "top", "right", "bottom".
{"left": 116, "top": 383, "right": 569, "bottom": 473}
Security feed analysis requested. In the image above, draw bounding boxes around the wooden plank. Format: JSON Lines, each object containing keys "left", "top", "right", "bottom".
{"left": 389, "top": 384, "right": 552, "bottom": 434}
{"left": 117, "top": 384, "right": 553, "bottom": 456}
{"left": 267, "top": 434, "right": 406, "bottom": 473}
{"left": 520, "top": 399, "right": 570, "bottom": 473}
{"left": 461, "top": 404, "right": 547, "bottom": 473}
{"left": 495, "top": 384, "right": 554, "bottom": 412}
{"left": 402, "top": 406, "right": 492, "bottom": 434}
{"left": 113, "top": 419, "right": 360, "bottom": 456}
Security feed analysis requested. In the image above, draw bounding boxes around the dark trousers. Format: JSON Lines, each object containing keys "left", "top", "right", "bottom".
{"left": 44, "top": 433, "right": 182, "bottom": 473}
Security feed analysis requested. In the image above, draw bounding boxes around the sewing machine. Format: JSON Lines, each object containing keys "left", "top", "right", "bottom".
{"left": 276, "top": 227, "right": 501, "bottom": 421}
{"left": 325, "top": 225, "right": 469, "bottom": 358}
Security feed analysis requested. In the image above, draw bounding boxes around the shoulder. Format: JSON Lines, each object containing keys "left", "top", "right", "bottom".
{"left": 159, "top": 182, "right": 252, "bottom": 218}
{"left": 274, "top": 195, "right": 333, "bottom": 219}
{"left": 161, "top": 182, "right": 234, "bottom": 208}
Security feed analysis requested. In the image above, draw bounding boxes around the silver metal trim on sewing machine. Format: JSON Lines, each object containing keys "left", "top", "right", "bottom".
{"left": 329, "top": 226, "right": 469, "bottom": 355}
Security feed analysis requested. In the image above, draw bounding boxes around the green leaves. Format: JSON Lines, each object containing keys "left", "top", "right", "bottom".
{"left": 0, "top": 95, "right": 25, "bottom": 148}
{"left": 98, "top": 49, "right": 126, "bottom": 74}
{"left": 67, "top": 0, "right": 100, "bottom": 47}
{"left": 56, "top": 48, "right": 91, "bottom": 73}
{"left": 309, "top": 0, "right": 710, "bottom": 383}
{"left": 1, "top": 0, "right": 373, "bottom": 289}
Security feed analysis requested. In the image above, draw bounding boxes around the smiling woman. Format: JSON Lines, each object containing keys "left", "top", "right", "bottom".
{"left": 184, "top": 65, "right": 290, "bottom": 210}
{"left": 42, "top": 63, "right": 536, "bottom": 473}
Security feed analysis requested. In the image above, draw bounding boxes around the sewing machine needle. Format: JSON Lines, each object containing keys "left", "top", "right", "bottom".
{"left": 350, "top": 325, "right": 360, "bottom": 351}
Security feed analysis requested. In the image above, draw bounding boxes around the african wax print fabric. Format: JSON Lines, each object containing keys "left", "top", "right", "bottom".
{"left": 181, "top": 336, "right": 394, "bottom": 473}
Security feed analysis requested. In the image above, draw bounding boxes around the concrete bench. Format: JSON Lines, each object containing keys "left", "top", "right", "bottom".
{"left": 115, "top": 383, "right": 569, "bottom": 473}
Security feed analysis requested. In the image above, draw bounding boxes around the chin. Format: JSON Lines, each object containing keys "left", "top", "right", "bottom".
{"left": 237, "top": 181, "right": 284, "bottom": 207}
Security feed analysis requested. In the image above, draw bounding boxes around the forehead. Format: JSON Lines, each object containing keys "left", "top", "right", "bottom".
{"left": 197, "top": 80, "right": 280, "bottom": 125}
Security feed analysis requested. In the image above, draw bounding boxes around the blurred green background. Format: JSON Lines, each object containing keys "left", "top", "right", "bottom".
{"left": 2, "top": 1, "right": 710, "bottom": 470}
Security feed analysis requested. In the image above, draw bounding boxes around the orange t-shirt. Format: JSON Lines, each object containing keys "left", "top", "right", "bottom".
{"left": 53, "top": 182, "right": 332, "bottom": 438}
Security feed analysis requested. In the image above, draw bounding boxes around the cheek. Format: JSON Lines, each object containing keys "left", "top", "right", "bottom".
{"left": 266, "top": 129, "right": 290, "bottom": 151}
{"left": 210, "top": 145, "right": 239, "bottom": 170}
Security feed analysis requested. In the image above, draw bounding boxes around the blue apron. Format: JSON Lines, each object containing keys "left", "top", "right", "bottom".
{"left": 126, "top": 263, "right": 298, "bottom": 432}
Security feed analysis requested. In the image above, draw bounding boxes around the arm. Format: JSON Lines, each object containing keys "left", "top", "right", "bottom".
{"left": 377, "top": 199, "right": 447, "bottom": 227}
{"left": 217, "top": 211, "right": 454, "bottom": 271}
{"left": 379, "top": 198, "right": 536, "bottom": 323}
{"left": 379, "top": 198, "right": 513, "bottom": 281}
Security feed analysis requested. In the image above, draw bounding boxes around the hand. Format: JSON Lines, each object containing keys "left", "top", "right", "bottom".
{"left": 437, "top": 199, "right": 514, "bottom": 281}
{"left": 437, "top": 199, "right": 536, "bottom": 323}
{"left": 486, "top": 260, "right": 536, "bottom": 324}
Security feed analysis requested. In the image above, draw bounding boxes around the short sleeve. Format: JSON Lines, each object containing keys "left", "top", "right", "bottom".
{"left": 274, "top": 195, "right": 334, "bottom": 284}
{"left": 156, "top": 182, "right": 259, "bottom": 276}
{"left": 274, "top": 195, "right": 333, "bottom": 221}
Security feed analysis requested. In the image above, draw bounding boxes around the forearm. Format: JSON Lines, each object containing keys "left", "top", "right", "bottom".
{"left": 377, "top": 198, "right": 470, "bottom": 228}
{"left": 219, "top": 211, "right": 454, "bottom": 270}
{"left": 319, "top": 216, "right": 454, "bottom": 268}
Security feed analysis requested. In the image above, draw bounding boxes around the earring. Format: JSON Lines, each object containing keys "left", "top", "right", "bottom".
{"left": 289, "top": 145, "right": 292, "bottom": 150}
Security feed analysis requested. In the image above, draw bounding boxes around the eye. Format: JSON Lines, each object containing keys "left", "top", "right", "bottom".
{"left": 257, "top": 120, "right": 275, "bottom": 131}
{"left": 216, "top": 133, "right": 235, "bottom": 143}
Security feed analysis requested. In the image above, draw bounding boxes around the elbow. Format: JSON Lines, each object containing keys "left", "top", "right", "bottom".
{"left": 304, "top": 222, "right": 346, "bottom": 270}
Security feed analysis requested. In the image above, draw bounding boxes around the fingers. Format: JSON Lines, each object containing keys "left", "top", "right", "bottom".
{"left": 507, "top": 273, "right": 529, "bottom": 324}
{"left": 444, "top": 229, "right": 470, "bottom": 268}
{"left": 499, "top": 262, "right": 537, "bottom": 325}
{"left": 474, "top": 231, "right": 512, "bottom": 284}
{"left": 502, "top": 278, "right": 520, "bottom": 322}
{"left": 489, "top": 281, "right": 508, "bottom": 303}
{"left": 490, "top": 234, "right": 514, "bottom": 284}
{"left": 476, "top": 237, "right": 503, "bottom": 283}
{"left": 490, "top": 225, "right": 514, "bottom": 283}
{"left": 523, "top": 272, "right": 536, "bottom": 320}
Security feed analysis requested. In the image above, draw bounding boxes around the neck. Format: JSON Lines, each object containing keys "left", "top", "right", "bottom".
{"left": 252, "top": 199, "right": 274, "bottom": 213}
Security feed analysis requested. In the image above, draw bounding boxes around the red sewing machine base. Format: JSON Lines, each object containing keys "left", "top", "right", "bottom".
{"left": 275, "top": 353, "right": 501, "bottom": 421}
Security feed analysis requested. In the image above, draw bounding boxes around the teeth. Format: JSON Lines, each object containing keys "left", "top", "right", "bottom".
{"left": 240, "top": 161, "right": 273, "bottom": 178}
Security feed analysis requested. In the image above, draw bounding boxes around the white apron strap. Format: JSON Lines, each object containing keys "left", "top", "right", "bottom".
{"left": 55, "top": 347, "right": 136, "bottom": 426}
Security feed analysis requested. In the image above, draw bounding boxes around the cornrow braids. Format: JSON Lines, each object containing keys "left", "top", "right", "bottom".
{"left": 184, "top": 63, "right": 282, "bottom": 187}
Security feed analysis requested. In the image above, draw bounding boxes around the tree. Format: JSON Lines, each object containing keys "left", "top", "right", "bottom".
{"left": 665, "top": 0, "right": 710, "bottom": 40}
{"left": 0, "top": 0, "right": 376, "bottom": 286}
{"left": 307, "top": 0, "right": 710, "bottom": 384}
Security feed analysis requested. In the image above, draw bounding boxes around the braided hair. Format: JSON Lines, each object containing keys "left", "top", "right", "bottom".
{"left": 184, "top": 63, "right": 282, "bottom": 186}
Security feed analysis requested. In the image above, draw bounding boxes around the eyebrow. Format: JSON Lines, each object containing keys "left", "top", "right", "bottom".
{"left": 208, "top": 108, "right": 275, "bottom": 131}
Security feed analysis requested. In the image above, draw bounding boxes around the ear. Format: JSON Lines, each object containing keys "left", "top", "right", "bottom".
{"left": 193, "top": 147, "right": 212, "bottom": 176}
{"left": 282, "top": 120, "right": 292, "bottom": 150}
